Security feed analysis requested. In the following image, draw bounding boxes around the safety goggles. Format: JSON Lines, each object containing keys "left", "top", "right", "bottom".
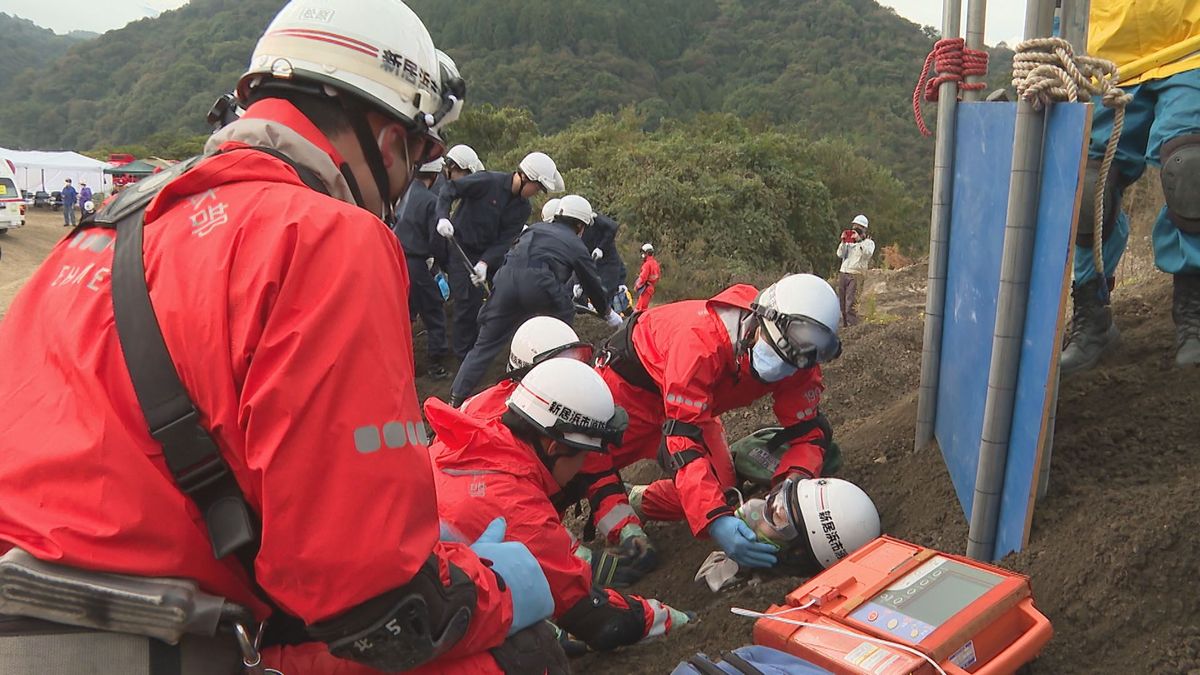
{"left": 534, "top": 341, "right": 595, "bottom": 367}
{"left": 551, "top": 405, "right": 629, "bottom": 452}
{"left": 751, "top": 303, "right": 841, "bottom": 367}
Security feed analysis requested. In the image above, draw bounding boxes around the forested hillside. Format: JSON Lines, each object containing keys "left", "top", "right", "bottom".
{"left": 0, "top": 0, "right": 960, "bottom": 189}
{"left": 0, "top": 0, "right": 1015, "bottom": 278}
{"left": 0, "top": 14, "right": 93, "bottom": 91}
{"left": 409, "top": 0, "right": 941, "bottom": 190}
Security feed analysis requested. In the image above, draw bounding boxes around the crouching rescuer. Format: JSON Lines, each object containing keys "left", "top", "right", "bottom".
{"left": 0, "top": 2, "right": 559, "bottom": 673}
{"left": 575, "top": 274, "right": 855, "bottom": 585}
{"left": 429, "top": 359, "right": 694, "bottom": 660}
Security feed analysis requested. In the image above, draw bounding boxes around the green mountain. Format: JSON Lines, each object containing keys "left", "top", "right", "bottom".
{"left": 0, "top": 0, "right": 971, "bottom": 190}
{"left": 0, "top": 13, "right": 94, "bottom": 91}
{"left": 0, "top": 0, "right": 282, "bottom": 152}
{"left": 409, "top": 0, "right": 945, "bottom": 191}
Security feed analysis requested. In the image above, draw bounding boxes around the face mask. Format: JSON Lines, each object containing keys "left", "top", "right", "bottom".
{"left": 751, "top": 338, "right": 799, "bottom": 383}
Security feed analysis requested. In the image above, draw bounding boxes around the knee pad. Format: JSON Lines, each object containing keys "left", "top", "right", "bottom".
{"left": 1161, "top": 134, "right": 1200, "bottom": 235}
{"left": 1076, "top": 157, "right": 1131, "bottom": 248}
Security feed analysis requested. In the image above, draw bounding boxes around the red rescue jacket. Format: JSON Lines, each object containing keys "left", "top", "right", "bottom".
{"left": 591, "top": 284, "right": 827, "bottom": 537}
{"left": 0, "top": 100, "right": 508, "bottom": 671}
{"left": 426, "top": 399, "right": 670, "bottom": 645}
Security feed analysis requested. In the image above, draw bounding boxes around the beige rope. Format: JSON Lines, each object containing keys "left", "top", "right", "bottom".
{"left": 1013, "top": 37, "right": 1133, "bottom": 285}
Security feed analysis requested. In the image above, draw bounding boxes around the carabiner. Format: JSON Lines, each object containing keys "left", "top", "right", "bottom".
{"left": 233, "top": 621, "right": 267, "bottom": 675}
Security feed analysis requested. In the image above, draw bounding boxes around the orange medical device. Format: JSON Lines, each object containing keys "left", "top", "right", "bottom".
{"left": 753, "top": 536, "right": 1052, "bottom": 674}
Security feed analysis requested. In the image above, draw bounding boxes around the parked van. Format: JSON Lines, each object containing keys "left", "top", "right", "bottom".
{"left": 0, "top": 158, "right": 26, "bottom": 234}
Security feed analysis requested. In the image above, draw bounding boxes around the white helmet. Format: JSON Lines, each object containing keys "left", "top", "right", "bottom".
{"left": 508, "top": 316, "right": 591, "bottom": 371}
{"left": 506, "top": 359, "right": 627, "bottom": 452}
{"left": 851, "top": 214, "right": 869, "bottom": 229}
{"left": 418, "top": 157, "right": 445, "bottom": 174}
{"left": 792, "top": 478, "right": 880, "bottom": 568}
{"left": 641, "top": 243, "right": 654, "bottom": 253}
{"left": 554, "top": 194, "right": 595, "bottom": 226}
{"left": 753, "top": 274, "right": 842, "bottom": 368}
{"left": 236, "top": 0, "right": 464, "bottom": 144}
{"left": 446, "top": 144, "right": 485, "bottom": 173}
{"left": 541, "top": 198, "right": 561, "bottom": 223}
{"left": 519, "top": 152, "right": 564, "bottom": 193}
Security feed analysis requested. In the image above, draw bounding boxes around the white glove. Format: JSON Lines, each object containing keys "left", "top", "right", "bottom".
{"left": 436, "top": 218, "right": 455, "bottom": 238}
{"left": 573, "top": 284, "right": 584, "bottom": 300}
{"left": 604, "top": 310, "right": 623, "bottom": 328}
{"left": 618, "top": 284, "right": 628, "bottom": 294}
{"left": 470, "top": 261, "right": 488, "bottom": 287}
{"left": 592, "top": 247, "right": 604, "bottom": 261}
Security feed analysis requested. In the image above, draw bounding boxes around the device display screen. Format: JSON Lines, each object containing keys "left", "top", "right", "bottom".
{"left": 872, "top": 559, "right": 1001, "bottom": 628}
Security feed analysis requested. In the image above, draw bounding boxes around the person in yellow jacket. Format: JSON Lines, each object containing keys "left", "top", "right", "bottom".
{"left": 1062, "top": 0, "right": 1200, "bottom": 372}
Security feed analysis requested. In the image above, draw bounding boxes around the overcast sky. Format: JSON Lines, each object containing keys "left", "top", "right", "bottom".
{"left": 2, "top": 0, "right": 1025, "bottom": 45}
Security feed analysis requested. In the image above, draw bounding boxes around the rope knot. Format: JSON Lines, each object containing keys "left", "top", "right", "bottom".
{"left": 912, "top": 38, "right": 991, "bottom": 136}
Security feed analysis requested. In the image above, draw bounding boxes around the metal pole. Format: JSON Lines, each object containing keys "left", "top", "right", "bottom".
{"left": 963, "top": 0, "right": 989, "bottom": 101}
{"left": 914, "top": 0, "right": 964, "bottom": 452}
{"left": 966, "top": 0, "right": 1056, "bottom": 561}
{"left": 1059, "top": 0, "right": 1091, "bottom": 51}
{"left": 1037, "top": 1, "right": 1088, "bottom": 503}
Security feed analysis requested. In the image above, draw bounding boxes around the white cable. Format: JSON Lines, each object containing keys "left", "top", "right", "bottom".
{"left": 729, "top": 605, "right": 949, "bottom": 675}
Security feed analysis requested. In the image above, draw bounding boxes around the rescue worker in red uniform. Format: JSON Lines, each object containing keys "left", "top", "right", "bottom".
{"left": 634, "top": 242, "right": 661, "bottom": 311}
{"left": 459, "top": 315, "right": 594, "bottom": 416}
{"left": 429, "top": 358, "right": 693, "bottom": 658}
{"left": 0, "top": 3, "right": 556, "bottom": 673}
{"left": 582, "top": 274, "right": 844, "bottom": 584}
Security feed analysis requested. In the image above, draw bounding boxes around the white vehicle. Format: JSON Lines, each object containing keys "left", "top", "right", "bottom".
{"left": 0, "top": 159, "right": 25, "bottom": 234}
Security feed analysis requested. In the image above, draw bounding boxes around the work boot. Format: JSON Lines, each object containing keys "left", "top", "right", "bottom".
{"left": 1060, "top": 278, "right": 1119, "bottom": 375}
{"left": 426, "top": 363, "right": 450, "bottom": 380}
{"left": 1173, "top": 274, "right": 1200, "bottom": 367}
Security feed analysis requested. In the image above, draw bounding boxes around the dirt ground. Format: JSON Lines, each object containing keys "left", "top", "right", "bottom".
{"left": 4, "top": 208, "right": 1198, "bottom": 674}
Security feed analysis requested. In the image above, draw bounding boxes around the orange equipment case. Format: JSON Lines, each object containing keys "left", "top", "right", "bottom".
{"left": 753, "top": 536, "right": 1052, "bottom": 674}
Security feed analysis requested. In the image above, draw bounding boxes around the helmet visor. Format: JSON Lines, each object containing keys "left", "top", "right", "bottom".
{"left": 533, "top": 341, "right": 595, "bottom": 366}
{"left": 773, "top": 315, "right": 840, "bottom": 367}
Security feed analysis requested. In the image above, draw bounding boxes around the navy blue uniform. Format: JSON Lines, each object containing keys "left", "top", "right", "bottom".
{"left": 393, "top": 180, "right": 448, "bottom": 360}
{"left": 450, "top": 221, "right": 610, "bottom": 399}
{"left": 584, "top": 212, "right": 627, "bottom": 298}
{"left": 436, "top": 171, "right": 532, "bottom": 357}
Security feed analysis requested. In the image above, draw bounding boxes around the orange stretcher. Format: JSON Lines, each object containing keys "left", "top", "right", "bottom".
{"left": 753, "top": 536, "right": 1052, "bottom": 674}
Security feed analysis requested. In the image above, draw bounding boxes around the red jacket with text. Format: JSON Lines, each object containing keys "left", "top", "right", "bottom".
{"left": 0, "top": 100, "right": 509, "bottom": 673}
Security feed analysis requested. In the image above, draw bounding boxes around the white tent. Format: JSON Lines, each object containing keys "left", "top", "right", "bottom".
{"left": 0, "top": 148, "right": 111, "bottom": 194}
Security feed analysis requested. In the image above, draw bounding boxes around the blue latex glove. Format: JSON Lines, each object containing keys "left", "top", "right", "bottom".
{"left": 470, "top": 518, "right": 555, "bottom": 636}
{"left": 708, "top": 516, "right": 778, "bottom": 569}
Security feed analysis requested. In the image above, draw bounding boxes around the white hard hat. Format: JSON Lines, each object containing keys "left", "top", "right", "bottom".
{"left": 641, "top": 243, "right": 654, "bottom": 253}
{"left": 753, "top": 274, "right": 842, "bottom": 367}
{"left": 554, "top": 194, "right": 595, "bottom": 226}
{"left": 851, "top": 214, "right": 869, "bottom": 229}
{"left": 793, "top": 478, "right": 880, "bottom": 568}
{"left": 541, "top": 198, "right": 561, "bottom": 223}
{"left": 446, "top": 144, "right": 485, "bottom": 173}
{"left": 508, "top": 316, "right": 583, "bottom": 371}
{"left": 519, "top": 152, "right": 564, "bottom": 193}
{"left": 236, "top": 0, "right": 464, "bottom": 144}
{"left": 506, "top": 359, "right": 626, "bottom": 452}
{"left": 418, "top": 157, "right": 445, "bottom": 174}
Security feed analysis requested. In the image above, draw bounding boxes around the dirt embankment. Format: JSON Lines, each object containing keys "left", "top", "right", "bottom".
{"left": 557, "top": 269, "right": 1198, "bottom": 675}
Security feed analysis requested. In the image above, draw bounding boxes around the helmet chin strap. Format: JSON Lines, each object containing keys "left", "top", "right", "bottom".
{"left": 339, "top": 96, "right": 398, "bottom": 223}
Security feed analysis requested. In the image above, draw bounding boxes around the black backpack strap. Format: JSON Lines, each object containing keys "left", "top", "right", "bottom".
{"left": 103, "top": 146, "right": 330, "bottom": 562}
{"left": 108, "top": 178, "right": 256, "bottom": 562}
